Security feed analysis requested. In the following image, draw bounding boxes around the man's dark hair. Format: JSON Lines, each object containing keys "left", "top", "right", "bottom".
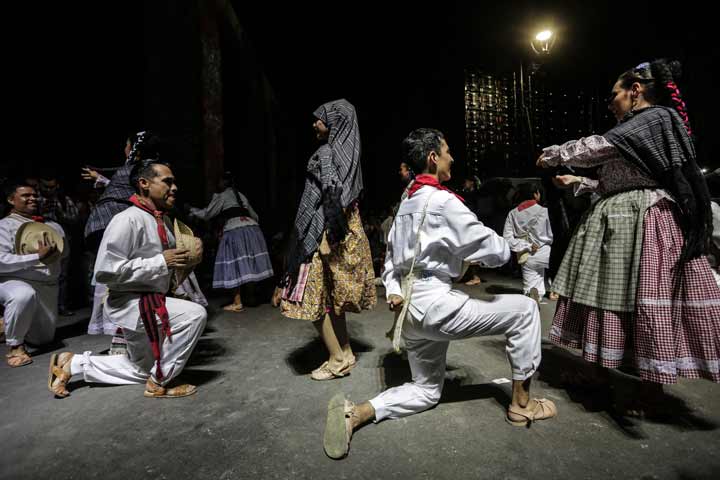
{"left": 515, "top": 182, "right": 540, "bottom": 203}
{"left": 3, "top": 180, "right": 35, "bottom": 200}
{"left": 129, "top": 159, "right": 169, "bottom": 193}
{"left": 401, "top": 128, "right": 445, "bottom": 174}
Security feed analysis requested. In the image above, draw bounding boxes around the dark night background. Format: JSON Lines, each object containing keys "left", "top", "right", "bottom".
{"left": 5, "top": 1, "right": 717, "bottom": 235}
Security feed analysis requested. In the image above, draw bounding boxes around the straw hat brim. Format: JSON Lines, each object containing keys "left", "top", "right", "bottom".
{"left": 14, "top": 222, "right": 64, "bottom": 265}
{"left": 173, "top": 219, "right": 203, "bottom": 285}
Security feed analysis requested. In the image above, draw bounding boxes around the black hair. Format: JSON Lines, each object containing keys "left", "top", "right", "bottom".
{"left": 221, "top": 171, "right": 249, "bottom": 211}
{"left": 515, "top": 182, "right": 540, "bottom": 203}
{"left": 129, "top": 159, "right": 169, "bottom": 193}
{"left": 126, "top": 131, "right": 163, "bottom": 163}
{"left": 617, "top": 59, "right": 692, "bottom": 134}
{"left": 401, "top": 128, "right": 445, "bottom": 175}
{"left": 3, "top": 180, "right": 35, "bottom": 199}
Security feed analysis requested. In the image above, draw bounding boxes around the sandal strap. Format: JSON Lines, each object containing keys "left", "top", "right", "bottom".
{"left": 6, "top": 346, "right": 29, "bottom": 359}
{"left": 507, "top": 406, "right": 532, "bottom": 422}
{"left": 329, "top": 362, "right": 350, "bottom": 376}
{"left": 508, "top": 398, "right": 557, "bottom": 422}
{"left": 530, "top": 398, "right": 557, "bottom": 420}
{"left": 50, "top": 383, "right": 69, "bottom": 394}
{"left": 315, "top": 361, "right": 349, "bottom": 376}
{"left": 52, "top": 366, "right": 71, "bottom": 383}
{"left": 7, "top": 351, "right": 30, "bottom": 359}
{"left": 344, "top": 400, "right": 357, "bottom": 417}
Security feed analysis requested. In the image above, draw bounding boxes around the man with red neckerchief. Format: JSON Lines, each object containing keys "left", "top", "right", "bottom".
{"left": 47, "top": 160, "right": 207, "bottom": 399}
{"left": 323, "top": 129, "right": 556, "bottom": 460}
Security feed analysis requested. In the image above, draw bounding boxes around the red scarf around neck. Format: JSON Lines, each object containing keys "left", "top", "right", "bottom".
{"left": 128, "top": 194, "right": 172, "bottom": 381}
{"left": 407, "top": 174, "right": 465, "bottom": 202}
{"left": 129, "top": 194, "right": 169, "bottom": 248}
{"left": 517, "top": 200, "right": 537, "bottom": 212}
{"left": 10, "top": 211, "right": 44, "bottom": 222}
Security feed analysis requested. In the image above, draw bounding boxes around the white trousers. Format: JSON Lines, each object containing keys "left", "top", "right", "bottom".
{"left": 369, "top": 294, "right": 541, "bottom": 421}
{"left": 71, "top": 297, "right": 206, "bottom": 386}
{"left": 521, "top": 262, "right": 546, "bottom": 296}
{"left": 0, "top": 279, "right": 57, "bottom": 346}
{"left": 521, "top": 245, "right": 549, "bottom": 296}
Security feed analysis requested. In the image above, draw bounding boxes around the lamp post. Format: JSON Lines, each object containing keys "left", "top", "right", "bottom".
{"left": 519, "top": 29, "right": 556, "bottom": 165}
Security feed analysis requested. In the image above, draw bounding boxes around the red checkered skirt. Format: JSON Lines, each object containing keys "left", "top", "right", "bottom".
{"left": 550, "top": 199, "right": 720, "bottom": 384}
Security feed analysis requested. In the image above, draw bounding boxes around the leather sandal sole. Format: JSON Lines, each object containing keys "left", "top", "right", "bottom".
{"left": 323, "top": 393, "right": 350, "bottom": 459}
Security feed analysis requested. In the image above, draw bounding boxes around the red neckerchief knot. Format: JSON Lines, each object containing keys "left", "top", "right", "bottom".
{"left": 407, "top": 174, "right": 465, "bottom": 202}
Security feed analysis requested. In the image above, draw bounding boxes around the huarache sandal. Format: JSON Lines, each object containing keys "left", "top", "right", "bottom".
{"left": 48, "top": 352, "right": 74, "bottom": 397}
{"left": 143, "top": 379, "right": 198, "bottom": 398}
{"left": 506, "top": 398, "right": 558, "bottom": 427}
{"left": 7, "top": 345, "right": 32, "bottom": 368}
{"left": 323, "top": 393, "right": 355, "bottom": 459}
{"left": 311, "top": 361, "right": 352, "bottom": 381}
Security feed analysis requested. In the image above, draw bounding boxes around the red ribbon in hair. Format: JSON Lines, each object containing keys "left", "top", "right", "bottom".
{"left": 666, "top": 82, "right": 692, "bottom": 136}
{"left": 128, "top": 194, "right": 172, "bottom": 381}
{"left": 407, "top": 174, "right": 465, "bottom": 202}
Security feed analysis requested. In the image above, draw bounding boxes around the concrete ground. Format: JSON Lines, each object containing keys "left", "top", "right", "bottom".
{"left": 1, "top": 271, "right": 719, "bottom": 480}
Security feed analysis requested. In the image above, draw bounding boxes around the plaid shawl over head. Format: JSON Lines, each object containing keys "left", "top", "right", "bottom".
{"left": 284, "top": 99, "right": 363, "bottom": 284}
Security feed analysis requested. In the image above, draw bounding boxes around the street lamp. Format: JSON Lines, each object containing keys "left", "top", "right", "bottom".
{"left": 531, "top": 30, "right": 556, "bottom": 55}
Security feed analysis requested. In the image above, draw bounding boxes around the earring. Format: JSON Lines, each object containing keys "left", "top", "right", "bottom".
{"left": 626, "top": 94, "right": 638, "bottom": 119}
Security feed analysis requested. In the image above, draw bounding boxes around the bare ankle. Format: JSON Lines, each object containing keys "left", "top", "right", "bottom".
{"left": 350, "top": 402, "right": 375, "bottom": 430}
{"left": 328, "top": 354, "right": 346, "bottom": 365}
{"left": 511, "top": 378, "right": 532, "bottom": 408}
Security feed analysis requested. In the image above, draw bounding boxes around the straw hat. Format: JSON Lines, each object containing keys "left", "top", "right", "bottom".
{"left": 173, "top": 219, "right": 203, "bottom": 285}
{"left": 517, "top": 251, "right": 530, "bottom": 265}
{"left": 15, "top": 221, "right": 64, "bottom": 265}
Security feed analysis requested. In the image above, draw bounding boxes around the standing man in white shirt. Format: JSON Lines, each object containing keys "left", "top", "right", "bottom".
{"left": 323, "top": 129, "right": 556, "bottom": 459}
{"left": 503, "top": 183, "right": 553, "bottom": 303}
{"left": 47, "top": 160, "right": 206, "bottom": 398}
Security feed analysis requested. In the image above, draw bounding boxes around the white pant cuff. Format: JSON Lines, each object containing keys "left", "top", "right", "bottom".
{"left": 368, "top": 397, "right": 389, "bottom": 423}
{"left": 511, "top": 367, "right": 537, "bottom": 381}
{"left": 69, "top": 353, "right": 87, "bottom": 376}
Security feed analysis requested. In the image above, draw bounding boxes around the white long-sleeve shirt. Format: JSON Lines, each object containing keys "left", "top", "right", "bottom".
{"left": 0, "top": 214, "right": 66, "bottom": 284}
{"left": 503, "top": 203, "right": 553, "bottom": 253}
{"left": 94, "top": 206, "right": 175, "bottom": 330}
{"left": 189, "top": 188, "right": 259, "bottom": 231}
{"left": 382, "top": 186, "right": 510, "bottom": 321}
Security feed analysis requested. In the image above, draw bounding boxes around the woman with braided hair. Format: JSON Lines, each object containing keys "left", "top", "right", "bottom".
{"left": 538, "top": 59, "right": 720, "bottom": 416}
